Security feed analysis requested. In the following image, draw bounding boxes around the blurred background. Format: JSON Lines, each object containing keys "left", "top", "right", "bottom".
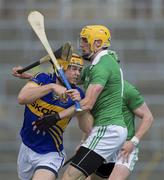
{"left": 0, "top": 0, "right": 164, "bottom": 179}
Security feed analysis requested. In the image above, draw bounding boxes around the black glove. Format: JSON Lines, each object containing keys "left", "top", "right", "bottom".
{"left": 32, "top": 112, "right": 61, "bottom": 132}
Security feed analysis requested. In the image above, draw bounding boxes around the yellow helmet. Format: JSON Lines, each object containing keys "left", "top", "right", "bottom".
{"left": 58, "top": 53, "right": 83, "bottom": 71}
{"left": 80, "top": 25, "right": 111, "bottom": 52}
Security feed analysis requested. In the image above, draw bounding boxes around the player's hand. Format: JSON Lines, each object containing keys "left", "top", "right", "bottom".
{"left": 52, "top": 84, "right": 67, "bottom": 96}
{"left": 32, "top": 112, "right": 61, "bottom": 134}
{"left": 12, "top": 66, "right": 33, "bottom": 79}
{"left": 66, "top": 89, "right": 81, "bottom": 101}
{"left": 118, "top": 141, "right": 135, "bottom": 163}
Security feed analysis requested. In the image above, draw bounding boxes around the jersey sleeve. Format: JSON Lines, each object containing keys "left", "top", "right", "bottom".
{"left": 126, "top": 84, "right": 144, "bottom": 111}
{"left": 31, "top": 72, "right": 50, "bottom": 85}
{"left": 90, "top": 55, "right": 112, "bottom": 86}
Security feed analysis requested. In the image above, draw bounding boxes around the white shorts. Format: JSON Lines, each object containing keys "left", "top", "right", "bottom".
{"left": 17, "top": 143, "right": 66, "bottom": 180}
{"left": 82, "top": 125, "right": 127, "bottom": 163}
{"left": 116, "top": 146, "right": 139, "bottom": 171}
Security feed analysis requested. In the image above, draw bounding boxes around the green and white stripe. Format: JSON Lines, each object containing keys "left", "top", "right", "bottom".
{"left": 88, "top": 126, "right": 107, "bottom": 150}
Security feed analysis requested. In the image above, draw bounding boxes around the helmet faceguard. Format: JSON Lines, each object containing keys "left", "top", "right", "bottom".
{"left": 80, "top": 25, "right": 111, "bottom": 56}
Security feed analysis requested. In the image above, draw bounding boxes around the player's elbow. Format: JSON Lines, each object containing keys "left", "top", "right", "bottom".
{"left": 85, "top": 126, "right": 92, "bottom": 134}
{"left": 148, "top": 113, "right": 154, "bottom": 125}
{"left": 82, "top": 128, "right": 90, "bottom": 135}
{"left": 79, "top": 123, "right": 92, "bottom": 134}
{"left": 144, "top": 112, "right": 154, "bottom": 127}
{"left": 17, "top": 94, "right": 28, "bottom": 105}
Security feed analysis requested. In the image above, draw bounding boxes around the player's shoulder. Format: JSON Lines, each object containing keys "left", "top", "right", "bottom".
{"left": 108, "top": 49, "right": 119, "bottom": 62}
{"left": 100, "top": 50, "right": 118, "bottom": 66}
{"left": 124, "top": 80, "right": 134, "bottom": 91}
{"left": 124, "top": 80, "right": 137, "bottom": 90}
{"left": 99, "top": 54, "right": 120, "bottom": 73}
{"left": 124, "top": 80, "right": 141, "bottom": 96}
{"left": 32, "top": 72, "right": 54, "bottom": 85}
{"left": 34, "top": 72, "right": 51, "bottom": 78}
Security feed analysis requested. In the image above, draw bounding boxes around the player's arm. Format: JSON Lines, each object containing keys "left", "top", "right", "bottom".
{"left": 80, "top": 57, "right": 111, "bottom": 111}
{"left": 132, "top": 102, "right": 154, "bottom": 143}
{"left": 76, "top": 111, "right": 93, "bottom": 134}
{"left": 80, "top": 84, "right": 104, "bottom": 110}
{"left": 12, "top": 66, "right": 33, "bottom": 79}
{"left": 44, "top": 83, "right": 104, "bottom": 123}
{"left": 18, "top": 82, "right": 66, "bottom": 105}
{"left": 60, "top": 109, "right": 93, "bottom": 134}
{"left": 18, "top": 82, "right": 53, "bottom": 104}
{"left": 66, "top": 84, "right": 103, "bottom": 111}
{"left": 33, "top": 89, "right": 94, "bottom": 133}
{"left": 120, "top": 102, "right": 153, "bottom": 161}
{"left": 60, "top": 88, "right": 94, "bottom": 132}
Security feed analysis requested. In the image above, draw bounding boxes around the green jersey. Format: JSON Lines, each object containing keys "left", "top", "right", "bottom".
{"left": 81, "top": 50, "right": 125, "bottom": 127}
{"left": 123, "top": 80, "right": 144, "bottom": 140}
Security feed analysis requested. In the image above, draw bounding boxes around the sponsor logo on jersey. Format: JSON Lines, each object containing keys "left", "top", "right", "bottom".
{"left": 27, "top": 99, "right": 65, "bottom": 117}
{"left": 30, "top": 101, "right": 57, "bottom": 115}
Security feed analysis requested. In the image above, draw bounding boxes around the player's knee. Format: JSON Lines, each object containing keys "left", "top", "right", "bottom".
{"left": 62, "top": 165, "right": 85, "bottom": 180}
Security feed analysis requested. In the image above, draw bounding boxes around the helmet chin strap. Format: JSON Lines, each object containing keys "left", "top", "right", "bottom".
{"left": 82, "top": 46, "right": 108, "bottom": 61}
{"left": 82, "top": 52, "right": 93, "bottom": 61}
{"left": 82, "top": 47, "right": 94, "bottom": 61}
{"left": 81, "top": 41, "right": 102, "bottom": 61}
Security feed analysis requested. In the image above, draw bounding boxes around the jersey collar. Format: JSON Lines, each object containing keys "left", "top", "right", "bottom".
{"left": 91, "top": 50, "right": 108, "bottom": 65}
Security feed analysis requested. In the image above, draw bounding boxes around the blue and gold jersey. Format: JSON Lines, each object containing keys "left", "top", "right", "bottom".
{"left": 20, "top": 72, "right": 84, "bottom": 154}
